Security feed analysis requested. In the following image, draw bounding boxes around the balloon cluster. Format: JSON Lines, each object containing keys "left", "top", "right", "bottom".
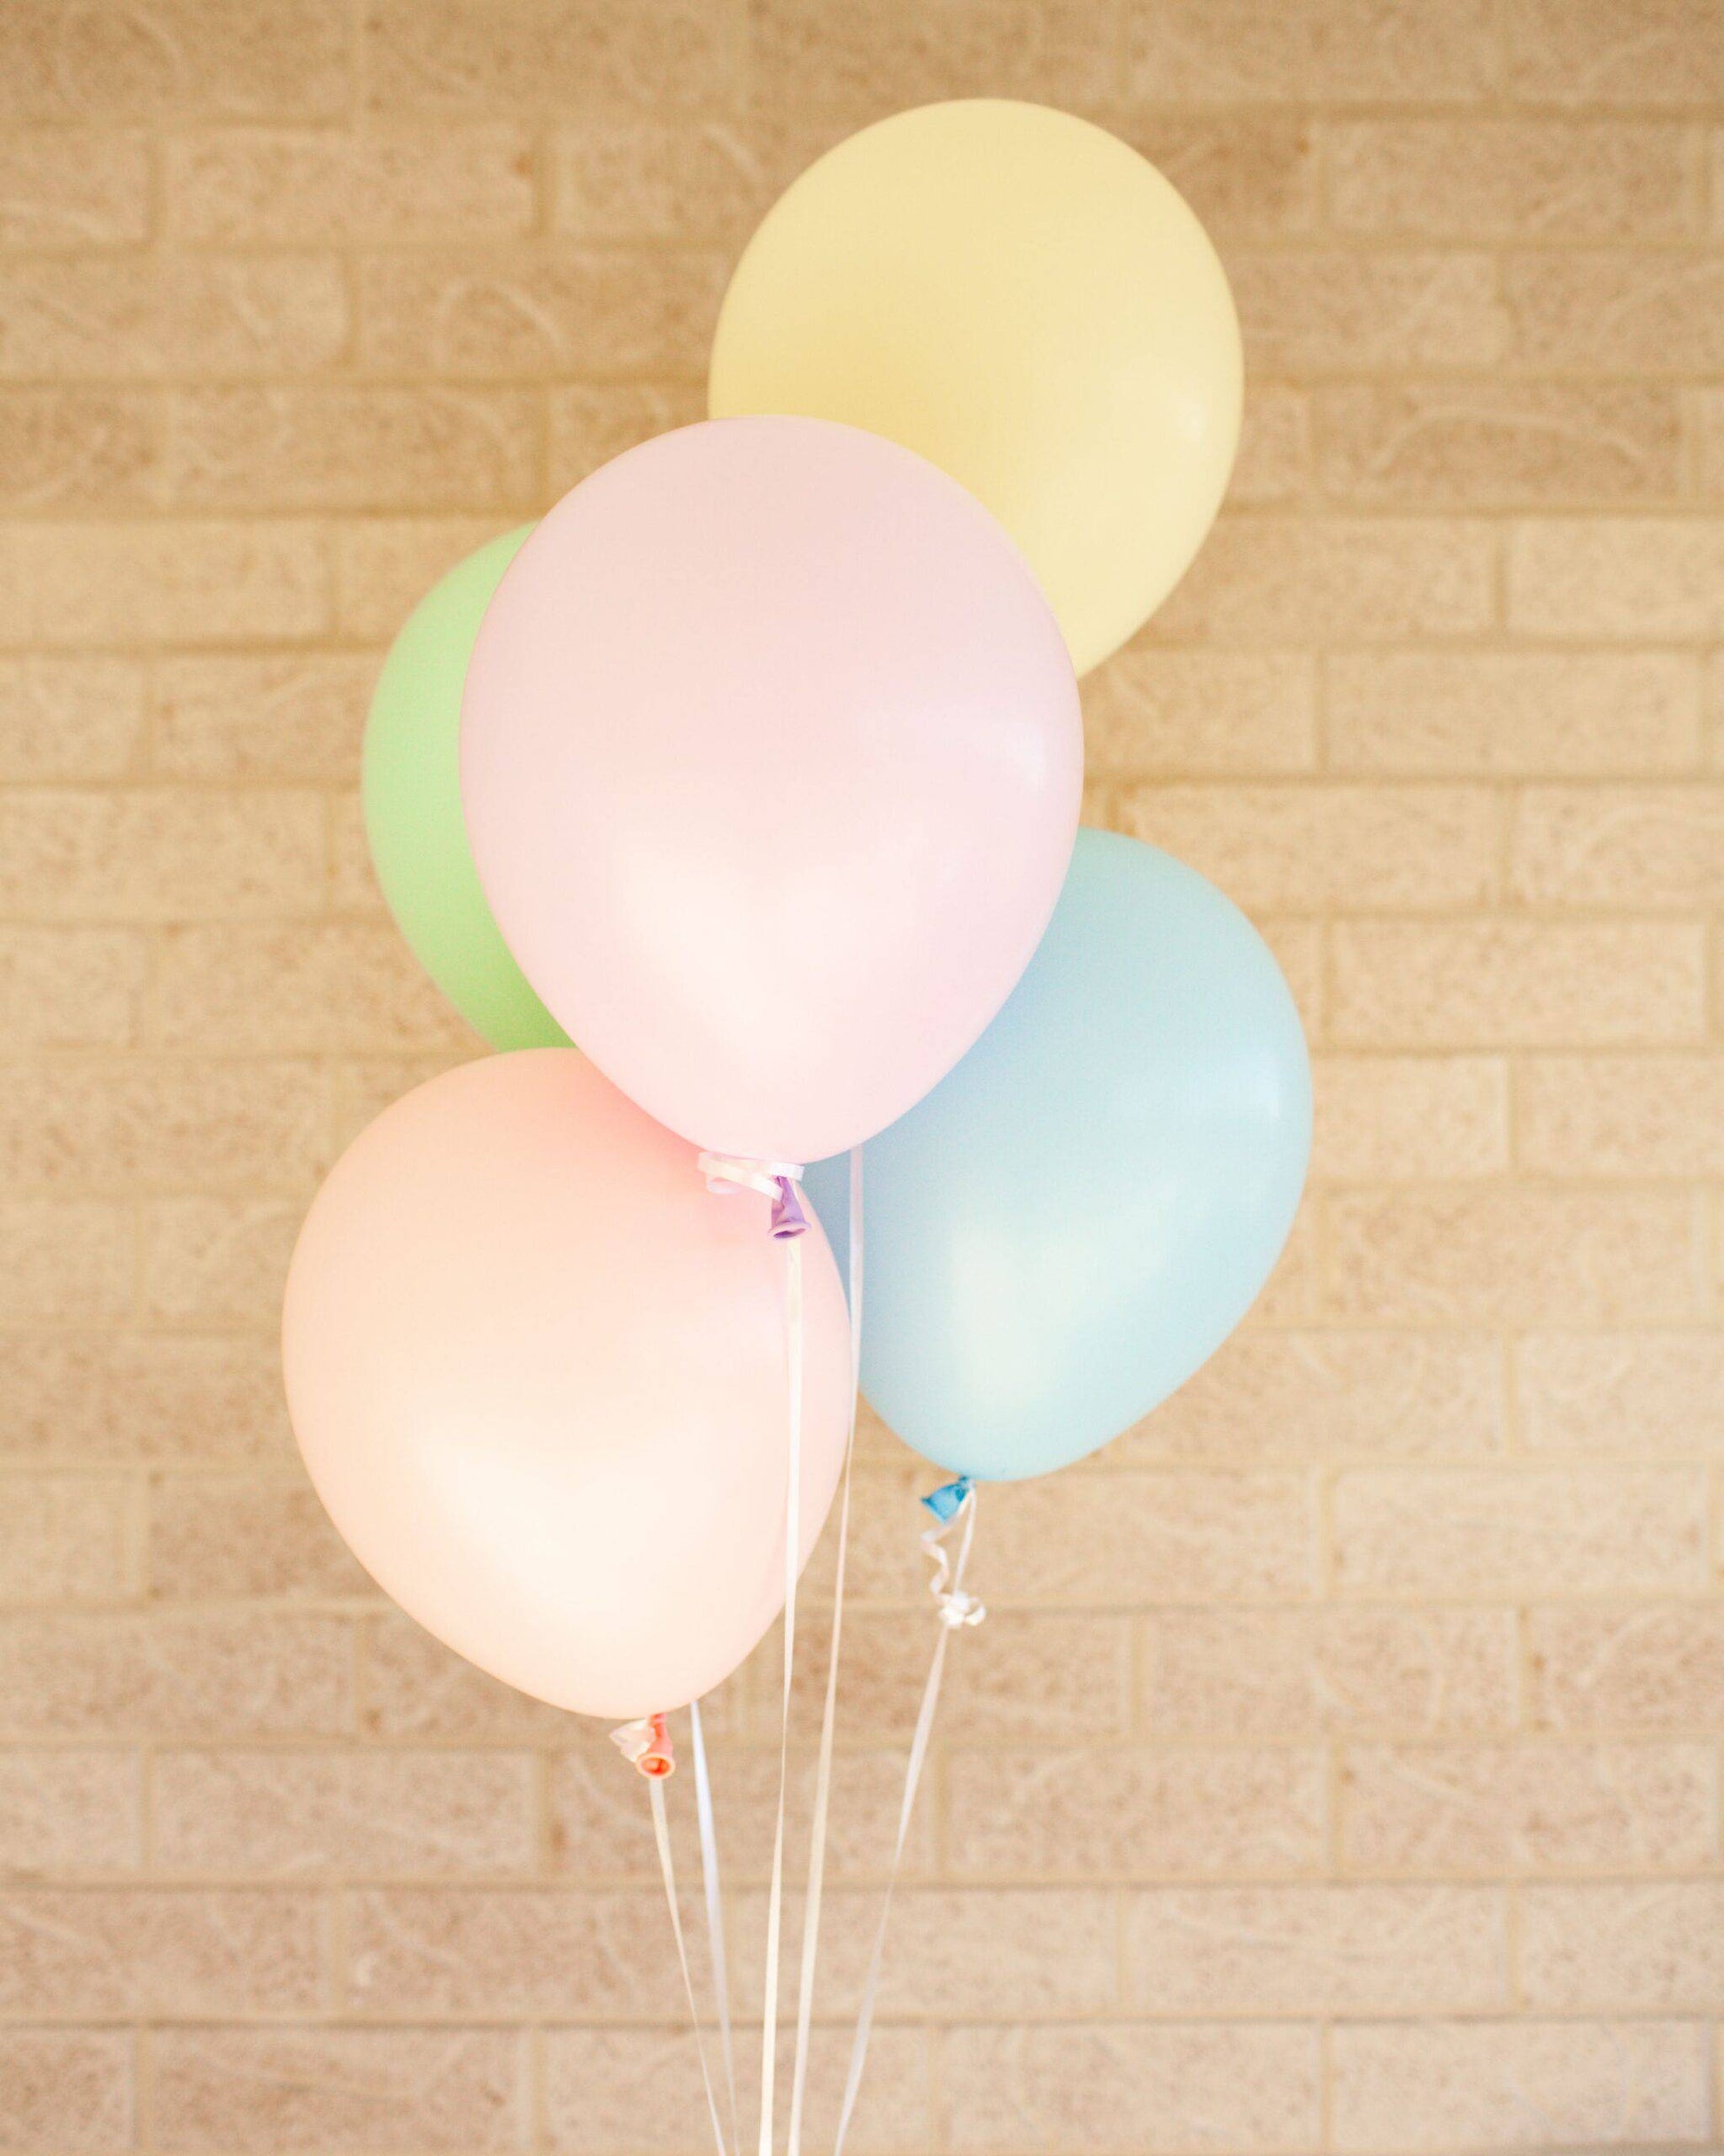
{"left": 284, "top": 101, "right": 1311, "bottom": 1727}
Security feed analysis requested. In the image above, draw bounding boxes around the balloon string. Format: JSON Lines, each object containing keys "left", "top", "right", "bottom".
{"left": 786, "top": 1145, "right": 864, "bottom": 2156}
{"left": 757, "top": 1224, "right": 804, "bottom": 2156}
{"left": 690, "top": 1699, "right": 739, "bottom": 2154}
{"left": 833, "top": 1483, "right": 982, "bottom": 2155}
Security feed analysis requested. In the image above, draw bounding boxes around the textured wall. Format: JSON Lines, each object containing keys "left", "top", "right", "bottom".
{"left": 3, "top": 0, "right": 1724, "bottom": 2148}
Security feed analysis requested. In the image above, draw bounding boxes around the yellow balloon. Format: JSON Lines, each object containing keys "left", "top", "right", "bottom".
{"left": 709, "top": 100, "right": 1242, "bottom": 677}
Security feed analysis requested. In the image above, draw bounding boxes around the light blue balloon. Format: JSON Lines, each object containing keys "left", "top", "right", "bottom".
{"left": 802, "top": 829, "right": 1311, "bottom": 1482}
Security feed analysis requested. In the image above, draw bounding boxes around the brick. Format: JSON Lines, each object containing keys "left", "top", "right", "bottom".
{"left": 0, "top": 256, "right": 346, "bottom": 379}
{"left": 1330, "top": 120, "right": 1695, "bottom": 238}
{"left": 1510, "top": 518, "right": 1724, "bottom": 638}
{"left": 333, "top": 517, "right": 516, "bottom": 640}
{"left": 951, "top": 1471, "right": 1315, "bottom": 1604}
{"left": 328, "top": 791, "right": 384, "bottom": 913}
{"left": 0, "top": 2029, "right": 131, "bottom": 2152}
{"left": 147, "top": 1480, "right": 372, "bottom": 1600}
{"left": 0, "top": 790, "right": 323, "bottom": 922}
{"left": 344, "top": 1886, "right": 722, "bottom": 2017}
{"left": 357, "top": 246, "right": 726, "bottom": 379}
{"left": 0, "top": 0, "right": 350, "bottom": 121}
{"left": 0, "top": 1477, "right": 132, "bottom": 1602}
{"left": 0, "top": 523, "right": 331, "bottom": 647}
{"left": 552, "top": 118, "right": 794, "bottom": 242}
{"left": 945, "top": 1747, "right": 1325, "bottom": 1878}
{"left": 154, "top": 923, "right": 475, "bottom": 1053}
{"left": 1253, "top": 919, "right": 1324, "bottom": 1039}
{"left": 1519, "top": 1055, "right": 1724, "bottom": 1174}
{"left": 330, "top": 1055, "right": 475, "bottom": 1154}
{"left": 0, "top": 1886, "right": 321, "bottom": 2014}
{"left": 154, "top": 1750, "right": 535, "bottom": 1877}
{"left": 1128, "top": 1331, "right": 1503, "bottom": 1463}
{"left": 0, "top": 656, "right": 144, "bottom": 779}
{"left": 1109, "top": 784, "right": 1495, "bottom": 910}
{"left": 152, "top": 2027, "right": 524, "bottom": 2152}
{"left": 546, "top": 2023, "right": 928, "bottom": 2154}
{"left": 1145, "top": 518, "right": 1495, "bottom": 643}
{"left": 546, "top": 381, "right": 704, "bottom": 492}
{"left": 144, "top": 1196, "right": 302, "bottom": 1326}
{"left": 1509, "top": 249, "right": 1724, "bottom": 370}
{"left": 1341, "top": 1740, "right": 1714, "bottom": 1873}
{"left": 361, "top": 1612, "right": 583, "bottom": 1740}
{"left": 1127, "top": 1884, "right": 1507, "bottom": 2011}
{"left": 1529, "top": 1603, "right": 1724, "bottom": 1732}
{"left": 1505, "top": 0, "right": 1724, "bottom": 103}
{"left": 1229, "top": 384, "right": 1311, "bottom": 504}
{"left": 364, "top": 0, "right": 739, "bottom": 113}
{"left": 1114, "top": 114, "right": 1319, "bottom": 238}
{"left": 0, "top": 1200, "right": 133, "bottom": 1325}
{"left": 1326, "top": 651, "right": 1701, "bottom": 776}
{"left": 1314, "top": 1055, "right": 1507, "bottom": 1179}
{"left": 750, "top": 0, "right": 1112, "bottom": 118}
{"left": 946, "top": 2022, "right": 1320, "bottom": 2153}
{"left": 1331, "top": 2019, "right": 1708, "bottom": 2150}
{"left": 1520, "top": 1880, "right": 1724, "bottom": 2009}
{"left": 0, "top": 1060, "right": 327, "bottom": 1194}
{"left": 1330, "top": 920, "right": 1707, "bottom": 1047}
{"left": 167, "top": 124, "right": 535, "bottom": 243}
{"left": 0, "top": 386, "right": 159, "bottom": 509}
{"left": 1232, "top": 252, "right": 1506, "bottom": 371}
{"left": 153, "top": 654, "right": 372, "bottom": 783}
{"left": 164, "top": 386, "right": 540, "bottom": 514}
{"left": 0, "top": 1751, "right": 140, "bottom": 1874}
{"left": 0, "top": 929, "right": 144, "bottom": 1050}
{"left": 1512, "top": 785, "right": 1724, "bottom": 908}
{"left": 1083, "top": 651, "right": 1316, "bottom": 775}
{"left": 1689, "top": 385, "right": 1724, "bottom": 494}
{"left": 1142, "top": 1607, "right": 1518, "bottom": 1739}
{"left": 1316, "top": 383, "right": 1679, "bottom": 505}
{"left": 1125, "top": 0, "right": 1497, "bottom": 102}
{"left": 0, "top": 1612, "right": 353, "bottom": 1738}
{"left": 0, "top": 1335, "right": 291, "bottom": 1465}
{"left": 1518, "top": 1332, "right": 1724, "bottom": 1454}
{"left": 0, "top": 129, "right": 150, "bottom": 246}
{"left": 1332, "top": 1466, "right": 1707, "bottom": 1596}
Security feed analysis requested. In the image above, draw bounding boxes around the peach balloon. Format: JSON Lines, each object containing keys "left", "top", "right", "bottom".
{"left": 282, "top": 1051, "right": 850, "bottom": 1720}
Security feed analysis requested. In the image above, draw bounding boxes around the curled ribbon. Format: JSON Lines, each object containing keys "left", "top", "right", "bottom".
{"left": 921, "top": 1477, "right": 987, "bottom": 1630}
{"left": 696, "top": 1154, "right": 807, "bottom": 1239}
{"left": 610, "top": 1711, "right": 675, "bottom": 1778}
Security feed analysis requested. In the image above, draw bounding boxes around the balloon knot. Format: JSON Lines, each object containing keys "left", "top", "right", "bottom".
{"left": 920, "top": 1476, "right": 973, "bottom": 1524}
{"left": 770, "top": 1176, "right": 807, "bottom": 1240}
{"left": 696, "top": 1155, "right": 807, "bottom": 1237}
{"left": 610, "top": 1711, "right": 675, "bottom": 1778}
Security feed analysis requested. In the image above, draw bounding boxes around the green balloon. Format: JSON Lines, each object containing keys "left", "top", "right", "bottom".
{"left": 362, "top": 526, "right": 570, "bottom": 1049}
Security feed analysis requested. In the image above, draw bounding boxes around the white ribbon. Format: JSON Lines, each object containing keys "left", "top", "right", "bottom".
{"left": 833, "top": 1484, "right": 983, "bottom": 2155}
{"left": 786, "top": 1146, "right": 864, "bottom": 2156}
{"left": 690, "top": 1699, "right": 738, "bottom": 2155}
{"left": 757, "top": 1222, "right": 804, "bottom": 2156}
{"left": 697, "top": 1153, "right": 804, "bottom": 1198}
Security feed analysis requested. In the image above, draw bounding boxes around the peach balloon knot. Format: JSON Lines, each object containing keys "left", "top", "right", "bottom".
{"left": 610, "top": 1712, "right": 675, "bottom": 1778}
{"left": 696, "top": 1154, "right": 807, "bottom": 1238}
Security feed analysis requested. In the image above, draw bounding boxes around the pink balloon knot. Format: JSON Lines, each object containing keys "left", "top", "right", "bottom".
{"left": 771, "top": 1177, "right": 808, "bottom": 1240}
{"left": 610, "top": 1711, "right": 675, "bottom": 1778}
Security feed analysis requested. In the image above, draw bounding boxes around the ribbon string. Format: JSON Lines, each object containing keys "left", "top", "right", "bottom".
{"left": 690, "top": 1699, "right": 739, "bottom": 2155}
{"left": 786, "top": 1144, "right": 864, "bottom": 2156}
{"left": 833, "top": 1481, "right": 983, "bottom": 2155}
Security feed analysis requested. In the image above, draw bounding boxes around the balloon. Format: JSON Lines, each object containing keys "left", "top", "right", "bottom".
{"left": 802, "top": 831, "right": 1310, "bottom": 1482}
{"left": 362, "top": 528, "right": 569, "bottom": 1050}
{"left": 283, "top": 1050, "right": 851, "bottom": 1719}
{"left": 461, "top": 416, "right": 1080, "bottom": 1165}
{"left": 709, "top": 100, "right": 1242, "bottom": 677}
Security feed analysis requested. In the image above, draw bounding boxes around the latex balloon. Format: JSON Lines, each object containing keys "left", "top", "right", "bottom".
{"left": 461, "top": 416, "right": 1080, "bottom": 1165}
{"left": 283, "top": 1051, "right": 850, "bottom": 1719}
{"left": 802, "top": 831, "right": 1310, "bottom": 1481}
{"left": 362, "top": 527, "right": 569, "bottom": 1050}
{"left": 710, "top": 100, "right": 1242, "bottom": 676}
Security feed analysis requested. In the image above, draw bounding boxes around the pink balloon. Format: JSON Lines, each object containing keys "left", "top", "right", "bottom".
{"left": 461, "top": 417, "right": 1081, "bottom": 1164}
{"left": 282, "top": 1051, "right": 850, "bottom": 1720}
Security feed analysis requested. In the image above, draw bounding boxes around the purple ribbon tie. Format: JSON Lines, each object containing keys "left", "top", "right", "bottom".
{"left": 771, "top": 1176, "right": 808, "bottom": 1240}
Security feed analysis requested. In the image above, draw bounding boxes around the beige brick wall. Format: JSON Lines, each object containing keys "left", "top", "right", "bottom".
{"left": 3, "top": 0, "right": 1723, "bottom": 2147}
